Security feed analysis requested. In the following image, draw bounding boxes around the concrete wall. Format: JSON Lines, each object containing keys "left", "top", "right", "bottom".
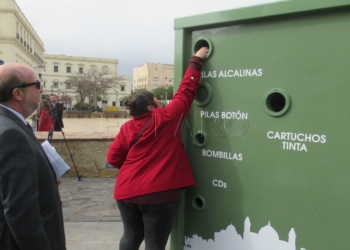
{"left": 36, "top": 134, "right": 118, "bottom": 178}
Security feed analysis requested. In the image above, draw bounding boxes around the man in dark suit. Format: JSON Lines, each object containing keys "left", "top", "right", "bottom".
{"left": 49, "top": 94, "right": 64, "bottom": 131}
{"left": 0, "top": 63, "right": 66, "bottom": 249}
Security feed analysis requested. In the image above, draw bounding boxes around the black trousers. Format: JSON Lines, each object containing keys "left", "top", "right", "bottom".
{"left": 117, "top": 195, "right": 181, "bottom": 250}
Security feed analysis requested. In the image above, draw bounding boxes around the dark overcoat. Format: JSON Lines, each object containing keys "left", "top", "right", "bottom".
{"left": 0, "top": 106, "right": 66, "bottom": 250}
{"left": 52, "top": 102, "right": 64, "bottom": 131}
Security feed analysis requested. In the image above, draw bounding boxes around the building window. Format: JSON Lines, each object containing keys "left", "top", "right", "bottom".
{"left": 153, "top": 77, "right": 159, "bottom": 81}
{"left": 54, "top": 66, "right": 58, "bottom": 72}
{"left": 121, "top": 85, "right": 125, "bottom": 91}
{"left": 79, "top": 67, "right": 83, "bottom": 73}
{"left": 53, "top": 82, "right": 58, "bottom": 88}
{"left": 67, "top": 67, "right": 71, "bottom": 73}
{"left": 165, "top": 77, "right": 167, "bottom": 80}
{"left": 102, "top": 100, "right": 108, "bottom": 104}
{"left": 102, "top": 66, "right": 108, "bottom": 73}
{"left": 66, "top": 83, "right": 71, "bottom": 89}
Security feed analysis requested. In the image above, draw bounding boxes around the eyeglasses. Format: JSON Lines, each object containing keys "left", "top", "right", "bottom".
{"left": 9, "top": 80, "right": 42, "bottom": 93}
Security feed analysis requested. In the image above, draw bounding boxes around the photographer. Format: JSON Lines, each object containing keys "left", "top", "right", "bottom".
{"left": 50, "top": 94, "right": 64, "bottom": 131}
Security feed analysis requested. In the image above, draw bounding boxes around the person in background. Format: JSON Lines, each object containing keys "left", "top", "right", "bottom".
{"left": 107, "top": 47, "right": 209, "bottom": 250}
{"left": 38, "top": 99, "right": 54, "bottom": 131}
{"left": 0, "top": 63, "right": 66, "bottom": 249}
{"left": 49, "top": 94, "right": 64, "bottom": 131}
{"left": 30, "top": 108, "right": 39, "bottom": 131}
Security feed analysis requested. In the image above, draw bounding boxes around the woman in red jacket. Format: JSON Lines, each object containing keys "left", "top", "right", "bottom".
{"left": 107, "top": 47, "right": 208, "bottom": 250}
{"left": 38, "top": 99, "right": 54, "bottom": 131}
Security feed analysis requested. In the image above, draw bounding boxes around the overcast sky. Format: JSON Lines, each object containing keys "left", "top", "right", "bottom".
{"left": 15, "top": 0, "right": 278, "bottom": 77}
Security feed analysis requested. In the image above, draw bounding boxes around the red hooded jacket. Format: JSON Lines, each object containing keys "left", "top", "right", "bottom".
{"left": 107, "top": 56, "right": 202, "bottom": 200}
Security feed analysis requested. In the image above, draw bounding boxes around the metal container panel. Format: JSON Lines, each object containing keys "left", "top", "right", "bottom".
{"left": 172, "top": 1, "right": 350, "bottom": 249}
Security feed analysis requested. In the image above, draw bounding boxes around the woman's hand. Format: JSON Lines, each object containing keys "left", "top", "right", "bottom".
{"left": 195, "top": 47, "right": 209, "bottom": 59}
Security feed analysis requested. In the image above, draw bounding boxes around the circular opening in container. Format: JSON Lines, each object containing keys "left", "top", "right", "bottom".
{"left": 194, "top": 131, "right": 207, "bottom": 147}
{"left": 264, "top": 89, "right": 290, "bottom": 117}
{"left": 196, "top": 85, "right": 208, "bottom": 102}
{"left": 192, "top": 195, "right": 206, "bottom": 211}
{"left": 194, "top": 82, "right": 212, "bottom": 107}
{"left": 267, "top": 92, "right": 285, "bottom": 112}
{"left": 193, "top": 36, "right": 213, "bottom": 60}
{"left": 194, "top": 40, "right": 210, "bottom": 51}
{"left": 196, "top": 133, "right": 205, "bottom": 144}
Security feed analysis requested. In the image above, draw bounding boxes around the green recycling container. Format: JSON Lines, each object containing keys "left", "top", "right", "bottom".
{"left": 171, "top": 1, "right": 350, "bottom": 249}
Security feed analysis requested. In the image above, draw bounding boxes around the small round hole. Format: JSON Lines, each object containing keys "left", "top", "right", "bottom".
{"left": 195, "top": 133, "right": 205, "bottom": 144}
{"left": 194, "top": 82, "right": 212, "bottom": 107}
{"left": 264, "top": 89, "right": 290, "bottom": 117}
{"left": 194, "top": 131, "right": 207, "bottom": 147}
{"left": 194, "top": 40, "right": 210, "bottom": 52}
{"left": 196, "top": 85, "right": 208, "bottom": 103}
{"left": 192, "top": 195, "right": 206, "bottom": 211}
{"left": 192, "top": 36, "right": 213, "bottom": 60}
{"left": 267, "top": 92, "right": 285, "bottom": 112}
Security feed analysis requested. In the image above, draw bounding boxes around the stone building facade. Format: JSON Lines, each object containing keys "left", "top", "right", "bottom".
{"left": 0, "top": 0, "right": 44, "bottom": 73}
{"left": 133, "top": 63, "right": 174, "bottom": 91}
{"left": 43, "top": 54, "right": 131, "bottom": 108}
{"left": 1, "top": 0, "right": 131, "bottom": 109}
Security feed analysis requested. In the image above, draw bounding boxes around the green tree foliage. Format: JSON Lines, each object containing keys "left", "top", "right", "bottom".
{"left": 74, "top": 102, "right": 90, "bottom": 110}
{"left": 89, "top": 95, "right": 102, "bottom": 103}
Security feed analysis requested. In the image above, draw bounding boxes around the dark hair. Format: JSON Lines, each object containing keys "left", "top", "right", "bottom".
{"left": 124, "top": 91, "right": 157, "bottom": 116}
{"left": 50, "top": 94, "right": 57, "bottom": 98}
{"left": 0, "top": 73, "right": 22, "bottom": 103}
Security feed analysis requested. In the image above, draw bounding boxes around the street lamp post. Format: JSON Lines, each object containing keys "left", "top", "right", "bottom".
{"left": 36, "top": 64, "right": 45, "bottom": 99}
{"left": 116, "top": 91, "right": 119, "bottom": 108}
{"left": 67, "top": 94, "right": 72, "bottom": 110}
{"left": 62, "top": 91, "right": 66, "bottom": 109}
{"left": 36, "top": 65, "right": 44, "bottom": 81}
{"left": 160, "top": 95, "right": 163, "bottom": 107}
{"left": 164, "top": 84, "right": 169, "bottom": 106}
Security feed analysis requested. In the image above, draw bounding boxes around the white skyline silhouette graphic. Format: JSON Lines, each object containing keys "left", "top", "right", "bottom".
{"left": 184, "top": 217, "right": 305, "bottom": 250}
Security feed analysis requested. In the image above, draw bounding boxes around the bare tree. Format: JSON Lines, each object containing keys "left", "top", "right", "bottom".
{"left": 88, "top": 67, "right": 121, "bottom": 109}
{"left": 66, "top": 67, "right": 121, "bottom": 108}
{"left": 66, "top": 74, "right": 91, "bottom": 103}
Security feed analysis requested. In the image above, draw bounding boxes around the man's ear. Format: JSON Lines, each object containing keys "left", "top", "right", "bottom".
{"left": 11, "top": 88, "right": 24, "bottom": 101}
{"left": 147, "top": 105, "right": 155, "bottom": 111}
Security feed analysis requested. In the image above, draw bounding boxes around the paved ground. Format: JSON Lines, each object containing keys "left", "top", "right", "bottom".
{"left": 60, "top": 177, "right": 122, "bottom": 249}
{"left": 61, "top": 177, "right": 170, "bottom": 250}
{"left": 60, "top": 177, "right": 119, "bottom": 223}
{"left": 54, "top": 118, "right": 170, "bottom": 249}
